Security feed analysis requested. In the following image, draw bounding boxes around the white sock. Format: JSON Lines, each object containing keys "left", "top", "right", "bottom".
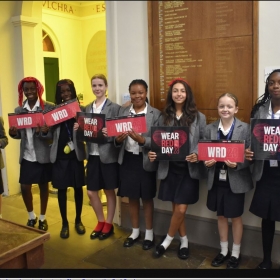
{"left": 231, "top": 243, "right": 241, "bottom": 258}
{"left": 220, "top": 241, "right": 228, "bottom": 256}
{"left": 145, "top": 228, "right": 153, "bottom": 241}
{"left": 180, "top": 235, "right": 188, "bottom": 249}
{"left": 161, "top": 234, "right": 174, "bottom": 249}
{"left": 0, "top": 214, "right": 2, "bottom": 219}
{"left": 129, "top": 228, "right": 140, "bottom": 240}
{"left": 39, "top": 214, "right": 46, "bottom": 222}
{"left": 28, "top": 211, "right": 36, "bottom": 220}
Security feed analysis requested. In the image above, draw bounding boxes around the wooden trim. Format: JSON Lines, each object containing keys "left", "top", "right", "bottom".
{"left": 253, "top": 1, "right": 259, "bottom": 105}
{"left": 147, "top": 1, "right": 155, "bottom": 107}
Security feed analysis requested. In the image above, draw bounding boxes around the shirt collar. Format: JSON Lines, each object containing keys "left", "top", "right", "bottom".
{"left": 23, "top": 99, "right": 40, "bottom": 111}
{"left": 268, "top": 101, "right": 280, "bottom": 119}
{"left": 93, "top": 98, "right": 107, "bottom": 109}
{"left": 218, "top": 119, "right": 234, "bottom": 136}
{"left": 129, "top": 102, "right": 148, "bottom": 115}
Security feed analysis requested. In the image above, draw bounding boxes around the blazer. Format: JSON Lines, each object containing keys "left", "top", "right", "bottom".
{"left": 157, "top": 111, "right": 207, "bottom": 180}
{"left": 204, "top": 118, "right": 254, "bottom": 194}
{"left": 250, "top": 101, "right": 271, "bottom": 181}
{"left": 9, "top": 100, "right": 55, "bottom": 164}
{"left": 0, "top": 117, "right": 8, "bottom": 169}
{"left": 115, "top": 103, "right": 161, "bottom": 172}
{"left": 84, "top": 99, "right": 121, "bottom": 164}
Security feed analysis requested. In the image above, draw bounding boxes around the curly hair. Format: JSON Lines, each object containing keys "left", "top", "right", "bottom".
{"left": 162, "top": 79, "right": 198, "bottom": 126}
{"left": 251, "top": 69, "right": 280, "bottom": 118}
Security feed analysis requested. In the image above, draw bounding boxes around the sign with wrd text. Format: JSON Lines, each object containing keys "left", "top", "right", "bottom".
{"left": 106, "top": 114, "right": 147, "bottom": 137}
{"left": 43, "top": 99, "right": 81, "bottom": 127}
{"left": 198, "top": 140, "right": 245, "bottom": 162}
{"left": 8, "top": 112, "right": 44, "bottom": 129}
{"left": 76, "top": 112, "right": 106, "bottom": 143}
{"left": 251, "top": 119, "right": 280, "bottom": 160}
{"left": 151, "top": 126, "right": 189, "bottom": 161}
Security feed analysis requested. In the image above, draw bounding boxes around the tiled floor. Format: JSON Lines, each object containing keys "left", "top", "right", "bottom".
{"left": 1, "top": 185, "right": 279, "bottom": 277}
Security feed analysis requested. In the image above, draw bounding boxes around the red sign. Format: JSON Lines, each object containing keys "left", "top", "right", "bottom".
{"left": 8, "top": 112, "right": 44, "bottom": 129}
{"left": 43, "top": 99, "right": 81, "bottom": 126}
{"left": 106, "top": 114, "right": 147, "bottom": 137}
{"left": 198, "top": 140, "right": 245, "bottom": 162}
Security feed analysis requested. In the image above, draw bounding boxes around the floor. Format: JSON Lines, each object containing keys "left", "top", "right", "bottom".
{"left": 1, "top": 185, "right": 279, "bottom": 278}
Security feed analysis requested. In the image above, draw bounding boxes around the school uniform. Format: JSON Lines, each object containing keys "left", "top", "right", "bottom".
{"left": 0, "top": 117, "right": 8, "bottom": 194}
{"left": 84, "top": 99, "right": 121, "bottom": 191}
{"left": 250, "top": 101, "right": 280, "bottom": 221}
{"left": 10, "top": 100, "right": 54, "bottom": 184}
{"left": 204, "top": 118, "right": 254, "bottom": 218}
{"left": 50, "top": 112, "right": 86, "bottom": 189}
{"left": 116, "top": 103, "right": 161, "bottom": 200}
{"left": 157, "top": 111, "right": 206, "bottom": 204}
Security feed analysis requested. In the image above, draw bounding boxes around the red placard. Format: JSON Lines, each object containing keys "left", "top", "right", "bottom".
{"left": 198, "top": 140, "right": 245, "bottom": 162}
{"left": 43, "top": 99, "right": 81, "bottom": 126}
{"left": 106, "top": 114, "right": 147, "bottom": 137}
{"left": 8, "top": 112, "right": 44, "bottom": 129}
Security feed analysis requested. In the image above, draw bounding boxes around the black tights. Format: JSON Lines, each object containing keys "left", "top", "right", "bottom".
{"left": 261, "top": 218, "right": 275, "bottom": 267}
{"left": 57, "top": 188, "right": 83, "bottom": 226}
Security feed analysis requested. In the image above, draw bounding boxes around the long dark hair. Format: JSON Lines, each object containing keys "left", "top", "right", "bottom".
{"left": 251, "top": 69, "right": 280, "bottom": 118}
{"left": 55, "top": 79, "right": 77, "bottom": 105}
{"left": 162, "top": 79, "right": 198, "bottom": 126}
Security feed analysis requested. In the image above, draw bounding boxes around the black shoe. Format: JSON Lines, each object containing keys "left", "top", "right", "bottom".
{"left": 27, "top": 217, "right": 38, "bottom": 227}
{"left": 153, "top": 244, "right": 166, "bottom": 258}
{"left": 177, "top": 244, "right": 189, "bottom": 260}
{"left": 142, "top": 234, "right": 155, "bottom": 250}
{"left": 211, "top": 251, "right": 231, "bottom": 267}
{"left": 123, "top": 234, "right": 141, "bottom": 247}
{"left": 256, "top": 261, "right": 272, "bottom": 269}
{"left": 99, "top": 225, "right": 114, "bottom": 240}
{"left": 75, "top": 222, "right": 86, "bottom": 235}
{"left": 60, "top": 225, "right": 69, "bottom": 239}
{"left": 227, "top": 256, "right": 240, "bottom": 269}
{"left": 38, "top": 219, "right": 48, "bottom": 231}
{"left": 90, "top": 230, "right": 102, "bottom": 239}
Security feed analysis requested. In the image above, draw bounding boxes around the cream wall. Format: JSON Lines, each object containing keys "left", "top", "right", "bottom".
{"left": 106, "top": 1, "right": 280, "bottom": 231}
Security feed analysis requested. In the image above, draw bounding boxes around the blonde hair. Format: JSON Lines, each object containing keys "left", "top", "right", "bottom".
{"left": 217, "top": 92, "right": 238, "bottom": 106}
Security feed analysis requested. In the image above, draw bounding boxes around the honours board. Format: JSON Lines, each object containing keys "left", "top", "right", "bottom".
{"left": 148, "top": 1, "right": 258, "bottom": 123}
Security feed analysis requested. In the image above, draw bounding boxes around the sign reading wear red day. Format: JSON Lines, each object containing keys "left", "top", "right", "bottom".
{"left": 8, "top": 112, "right": 44, "bottom": 129}
{"left": 43, "top": 99, "right": 81, "bottom": 126}
{"left": 106, "top": 114, "right": 147, "bottom": 137}
{"left": 198, "top": 140, "right": 245, "bottom": 162}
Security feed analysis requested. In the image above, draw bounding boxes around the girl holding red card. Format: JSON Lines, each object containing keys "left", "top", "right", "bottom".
{"left": 246, "top": 69, "right": 280, "bottom": 269}
{"left": 148, "top": 78, "right": 206, "bottom": 259}
{"left": 9, "top": 77, "right": 54, "bottom": 231}
{"left": 115, "top": 79, "right": 161, "bottom": 250}
{"left": 204, "top": 93, "right": 253, "bottom": 269}
{"left": 50, "top": 79, "right": 86, "bottom": 239}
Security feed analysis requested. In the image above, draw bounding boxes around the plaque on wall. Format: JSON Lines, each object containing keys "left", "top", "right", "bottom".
{"left": 148, "top": 1, "right": 258, "bottom": 124}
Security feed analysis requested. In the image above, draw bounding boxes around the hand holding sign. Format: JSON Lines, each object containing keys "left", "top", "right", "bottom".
{"left": 9, "top": 126, "right": 17, "bottom": 136}
{"left": 115, "top": 132, "right": 128, "bottom": 144}
{"left": 204, "top": 159, "right": 216, "bottom": 168}
{"left": 148, "top": 150, "right": 157, "bottom": 162}
{"left": 127, "top": 129, "right": 145, "bottom": 145}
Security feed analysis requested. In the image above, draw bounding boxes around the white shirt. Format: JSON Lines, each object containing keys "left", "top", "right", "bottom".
{"left": 267, "top": 101, "right": 280, "bottom": 119}
{"left": 218, "top": 119, "right": 234, "bottom": 136}
{"left": 23, "top": 99, "right": 40, "bottom": 162}
{"left": 125, "top": 102, "right": 148, "bottom": 154}
{"left": 89, "top": 98, "right": 107, "bottom": 156}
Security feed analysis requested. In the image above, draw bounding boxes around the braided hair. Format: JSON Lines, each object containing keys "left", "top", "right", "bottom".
{"left": 55, "top": 79, "right": 77, "bottom": 105}
{"left": 251, "top": 69, "right": 280, "bottom": 118}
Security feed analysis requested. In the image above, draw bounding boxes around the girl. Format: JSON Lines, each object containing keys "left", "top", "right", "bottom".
{"left": 0, "top": 117, "right": 8, "bottom": 219}
{"left": 148, "top": 78, "right": 206, "bottom": 259}
{"left": 204, "top": 93, "right": 253, "bottom": 269}
{"left": 80, "top": 74, "right": 120, "bottom": 240}
{"left": 50, "top": 79, "right": 86, "bottom": 239}
{"left": 115, "top": 79, "right": 161, "bottom": 250}
{"left": 9, "top": 77, "right": 54, "bottom": 231}
{"left": 246, "top": 69, "right": 280, "bottom": 269}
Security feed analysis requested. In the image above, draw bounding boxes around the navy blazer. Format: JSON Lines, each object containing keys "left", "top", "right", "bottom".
{"left": 204, "top": 118, "right": 254, "bottom": 193}
{"left": 115, "top": 103, "right": 161, "bottom": 172}
{"left": 156, "top": 111, "right": 207, "bottom": 180}
{"left": 84, "top": 99, "right": 121, "bottom": 164}
{"left": 9, "top": 100, "right": 55, "bottom": 164}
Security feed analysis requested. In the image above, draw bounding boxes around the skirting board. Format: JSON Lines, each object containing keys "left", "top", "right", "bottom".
{"left": 120, "top": 202, "right": 280, "bottom": 262}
